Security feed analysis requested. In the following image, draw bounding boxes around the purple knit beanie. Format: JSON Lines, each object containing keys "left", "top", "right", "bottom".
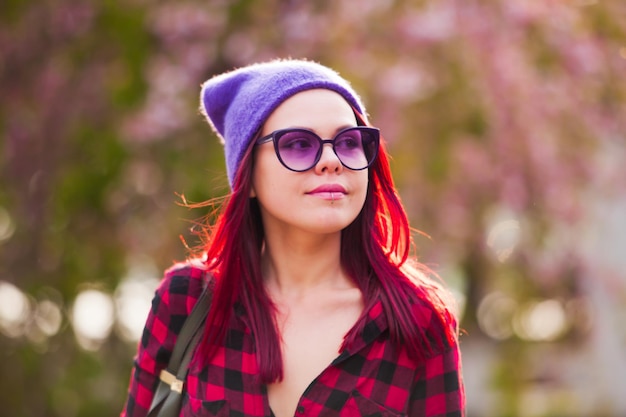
{"left": 200, "top": 59, "right": 366, "bottom": 187}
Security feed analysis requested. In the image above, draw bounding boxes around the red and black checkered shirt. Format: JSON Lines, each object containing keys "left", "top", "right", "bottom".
{"left": 121, "top": 263, "right": 465, "bottom": 417}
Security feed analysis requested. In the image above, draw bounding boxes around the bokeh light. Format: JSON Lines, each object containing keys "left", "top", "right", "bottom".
{"left": 34, "top": 299, "right": 63, "bottom": 337}
{"left": 485, "top": 208, "right": 522, "bottom": 263}
{"left": 477, "top": 291, "right": 518, "bottom": 340}
{"left": 0, "top": 281, "right": 31, "bottom": 338}
{"left": 513, "top": 299, "right": 569, "bottom": 342}
{"left": 71, "top": 288, "right": 115, "bottom": 351}
{"left": 0, "top": 206, "right": 16, "bottom": 242}
{"left": 114, "top": 278, "right": 155, "bottom": 343}
{"left": 114, "top": 259, "right": 160, "bottom": 343}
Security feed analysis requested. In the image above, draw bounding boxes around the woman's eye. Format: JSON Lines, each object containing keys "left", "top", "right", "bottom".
{"left": 280, "top": 136, "right": 314, "bottom": 150}
{"left": 335, "top": 134, "right": 361, "bottom": 149}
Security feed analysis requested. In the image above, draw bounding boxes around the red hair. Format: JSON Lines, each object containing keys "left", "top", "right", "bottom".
{"left": 194, "top": 111, "right": 457, "bottom": 383}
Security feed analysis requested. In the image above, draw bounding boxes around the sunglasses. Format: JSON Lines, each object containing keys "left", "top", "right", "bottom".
{"left": 256, "top": 126, "right": 380, "bottom": 172}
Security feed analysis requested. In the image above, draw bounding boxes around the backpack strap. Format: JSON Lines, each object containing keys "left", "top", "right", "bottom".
{"left": 147, "top": 275, "right": 213, "bottom": 417}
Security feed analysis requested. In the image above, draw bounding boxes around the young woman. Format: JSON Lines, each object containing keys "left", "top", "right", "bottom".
{"left": 121, "top": 59, "right": 465, "bottom": 417}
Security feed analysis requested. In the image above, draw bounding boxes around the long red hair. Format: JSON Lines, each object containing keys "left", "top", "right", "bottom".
{"left": 194, "top": 110, "right": 457, "bottom": 383}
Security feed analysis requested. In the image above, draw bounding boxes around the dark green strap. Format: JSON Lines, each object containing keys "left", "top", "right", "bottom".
{"left": 167, "top": 285, "right": 212, "bottom": 374}
{"left": 147, "top": 277, "right": 213, "bottom": 417}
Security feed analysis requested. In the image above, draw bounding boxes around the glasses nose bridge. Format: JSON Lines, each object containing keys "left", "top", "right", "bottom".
{"left": 318, "top": 137, "right": 340, "bottom": 157}
{"left": 319, "top": 138, "right": 336, "bottom": 148}
{"left": 315, "top": 136, "right": 343, "bottom": 167}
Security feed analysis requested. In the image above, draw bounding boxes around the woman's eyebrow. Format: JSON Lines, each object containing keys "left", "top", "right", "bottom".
{"left": 333, "top": 124, "right": 357, "bottom": 134}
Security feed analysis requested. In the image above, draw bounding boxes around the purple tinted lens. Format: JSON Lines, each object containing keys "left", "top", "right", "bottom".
{"left": 334, "top": 130, "right": 367, "bottom": 169}
{"left": 276, "top": 130, "right": 320, "bottom": 171}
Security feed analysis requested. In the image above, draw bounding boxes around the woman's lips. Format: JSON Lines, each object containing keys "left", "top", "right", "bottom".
{"left": 307, "top": 184, "right": 347, "bottom": 200}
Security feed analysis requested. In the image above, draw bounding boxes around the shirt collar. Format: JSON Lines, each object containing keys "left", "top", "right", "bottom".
{"left": 332, "top": 298, "right": 389, "bottom": 365}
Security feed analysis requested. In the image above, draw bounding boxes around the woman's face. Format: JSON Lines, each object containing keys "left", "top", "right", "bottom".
{"left": 251, "top": 89, "right": 369, "bottom": 237}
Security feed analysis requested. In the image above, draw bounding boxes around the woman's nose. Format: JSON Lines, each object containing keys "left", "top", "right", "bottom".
{"left": 314, "top": 143, "right": 343, "bottom": 174}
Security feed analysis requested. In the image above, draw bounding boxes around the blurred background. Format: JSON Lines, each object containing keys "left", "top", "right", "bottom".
{"left": 1, "top": 1, "right": 625, "bottom": 416}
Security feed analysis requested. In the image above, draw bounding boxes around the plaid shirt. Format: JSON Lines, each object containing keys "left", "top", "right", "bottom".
{"left": 121, "top": 263, "right": 465, "bottom": 417}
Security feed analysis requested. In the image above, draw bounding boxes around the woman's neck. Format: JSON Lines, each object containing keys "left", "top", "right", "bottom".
{"left": 260, "top": 231, "right": 352, "bottom": 300}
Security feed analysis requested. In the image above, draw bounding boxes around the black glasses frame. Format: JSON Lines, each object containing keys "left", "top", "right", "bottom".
{"left": 255, "top": 126, "right": 380, "bottom": 172}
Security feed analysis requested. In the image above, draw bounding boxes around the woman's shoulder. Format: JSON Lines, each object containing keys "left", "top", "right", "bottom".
{"left": 400, "top": 263, "right": 460, "bottom": 351}
{"left": 155, "top": 258, "right": 213, "bottom": 315}
{"left": 163, "top": 257, "right": 211, "bottom": 282}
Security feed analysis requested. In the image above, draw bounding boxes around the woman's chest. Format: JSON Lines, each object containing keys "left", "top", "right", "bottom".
{"left": 268, "top": 304, "right": 362, "bottom": 417}
{"left": 182, "top": 334, "right": 415, "bottom": 417}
